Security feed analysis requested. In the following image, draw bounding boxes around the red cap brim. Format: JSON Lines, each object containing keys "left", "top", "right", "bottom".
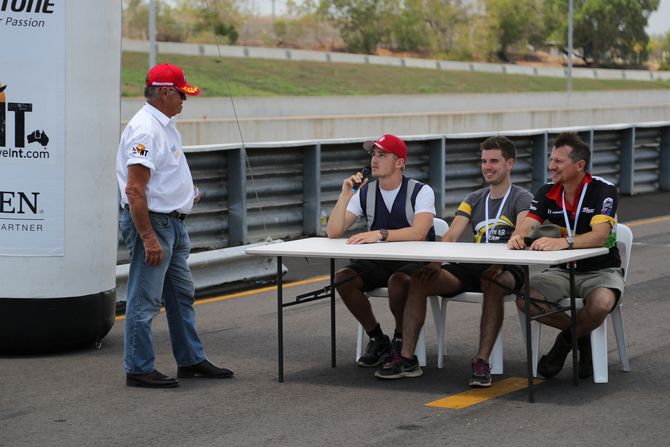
{"left": 176, "top": 84, "right": 200, "bottom": 96}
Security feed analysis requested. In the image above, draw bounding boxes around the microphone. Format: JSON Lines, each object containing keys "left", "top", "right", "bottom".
{"left": 352, "top": 166, "right": 371, "bottom": 192}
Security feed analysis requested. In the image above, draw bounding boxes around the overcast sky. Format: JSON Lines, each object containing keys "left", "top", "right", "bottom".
{"left": 647, "top": 0, "right": 670, "bottom": 36}
{"left": 252, "top": 0, "right": 670, "bottom": 36}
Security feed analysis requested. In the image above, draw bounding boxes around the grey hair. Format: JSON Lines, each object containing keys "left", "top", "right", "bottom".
{"left": 144, "top": 86, "right": 161, "bottom": 100}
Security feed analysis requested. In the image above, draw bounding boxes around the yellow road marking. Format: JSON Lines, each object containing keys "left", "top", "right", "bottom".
{"left": 115, "top": 274, "right": 330, "bottom": 321}
{"left": 622, "top": 215, "right": 670, "bottom": 228}
{"left": 425, "top": 377, "right": 544, "bottom": 409}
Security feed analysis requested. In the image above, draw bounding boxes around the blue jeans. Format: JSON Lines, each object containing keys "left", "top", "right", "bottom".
{"left": 120, "top": 208, "right": 205, "bottom": 374}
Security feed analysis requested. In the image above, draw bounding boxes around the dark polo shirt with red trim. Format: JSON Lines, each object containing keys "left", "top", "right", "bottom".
{"left": 527, "top": 174, "right": 620, "bottom": 272}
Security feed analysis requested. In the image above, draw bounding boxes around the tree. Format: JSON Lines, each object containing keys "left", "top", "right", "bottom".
{"left": 189, "top": 0, "right": 240, "bottom": 44}
{"left": 390, "top": 0, "right": 431, "bottom": 52}
{"left": 657, "top": 30, "right": 670, "bottom": 70}
{"left": 321, "top": 0, "right": 396, "bottom": 53}
{"left": 576, "top": 0, "right": 659, "bottom": 66}
{"left": 422, "top": 0, "right": 470, "bottom": 54}
{"left": 122, "top": 0, "right": 188, "bottom": 42}
{"left": 544, "top": 0, "right": 660, "bottom": 66}
{"left": 483, "top": 0, "right": 543, "bottom": 61}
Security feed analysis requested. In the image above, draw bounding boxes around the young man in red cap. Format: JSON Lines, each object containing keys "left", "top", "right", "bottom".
{"left": 116, "top": 64, "right": 233, "bottom": 388}
{"left": 327, "top": 134, "right": 436, "bottom": 367}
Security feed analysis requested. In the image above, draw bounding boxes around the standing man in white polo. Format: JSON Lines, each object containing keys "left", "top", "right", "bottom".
{"left": 117, "top": 64, "right": 233, "bottom": 388}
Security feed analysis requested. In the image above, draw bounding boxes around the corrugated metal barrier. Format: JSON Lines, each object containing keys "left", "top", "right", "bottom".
{"left": 117, "top": 122, "right": 670, "bottom": 263}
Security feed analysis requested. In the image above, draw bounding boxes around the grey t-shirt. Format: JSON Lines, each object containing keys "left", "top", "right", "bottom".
{"left": 455, "top": 184, "right": 533, "bottom": 243}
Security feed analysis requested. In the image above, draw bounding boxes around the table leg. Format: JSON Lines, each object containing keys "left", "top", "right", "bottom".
{"left": 569, "top": 262, "right": 578, "bottom": 386}
{"left": 523, "top": 265, "right": 534, "bottom": 403}
{"left": 330, "top": 258, "right": 336, "bottom": 368}
{"left": 277, "top": 256, "right": 284, "bottom": 383}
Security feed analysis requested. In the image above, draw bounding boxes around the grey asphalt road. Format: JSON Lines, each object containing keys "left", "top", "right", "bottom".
{"left": 1, "top": 195, "right": 669, "bottom": 447}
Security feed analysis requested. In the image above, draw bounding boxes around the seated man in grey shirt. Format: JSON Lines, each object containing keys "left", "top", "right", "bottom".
{"left": 375, "top": 136, "right": 533, "bottom": 387}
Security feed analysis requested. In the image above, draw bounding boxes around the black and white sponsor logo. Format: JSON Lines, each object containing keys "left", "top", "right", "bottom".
{"left": 601, "top": 197, "right": 614, "bottom": 215}
{"left": 0, "top": 84, "right": 51, "bottom": 159}
{"left": 0, "top": 190, "right": 44, "bottom": 232}
{"left": 0, "top": 0, "right": 55, "bottom": 28}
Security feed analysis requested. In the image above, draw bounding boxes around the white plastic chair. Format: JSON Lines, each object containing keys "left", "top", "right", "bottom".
{"left": 355, "top": 218, "right": 449, "bottom": 367}
{"left": 518, "top": 223, "right": 632, "bottom": 383}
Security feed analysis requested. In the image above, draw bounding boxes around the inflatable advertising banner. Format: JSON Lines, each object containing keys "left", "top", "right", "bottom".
{"left": 0, "top": 1, "right": 65, "bottom": 256}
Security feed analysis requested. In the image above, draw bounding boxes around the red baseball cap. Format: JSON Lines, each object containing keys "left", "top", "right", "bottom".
{"left": 145, "top": 63, "right": 200, "bottom": 96}
{"left": 363, "top": 134, "right": 407, "bottom": 160}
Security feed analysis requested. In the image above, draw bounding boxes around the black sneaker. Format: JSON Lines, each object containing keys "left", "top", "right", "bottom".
{"left": 375, "top": 355, "right": 423, "bottom": 379}
{"left": 578, "top": 335, "right": 593, "bottom": 379}
{"left": 357, "top": 335, "right": 391, "bottom": 367}
{"left": 538, "top": 330, "right": 572, "bottom": 378}
{"left": 469, "top": 358, "right": 492, "bottom": 387}
{"left": 382, "top": 336, "right": 403, "bottom": 363}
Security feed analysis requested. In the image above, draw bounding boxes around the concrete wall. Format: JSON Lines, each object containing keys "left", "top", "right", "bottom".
{"left": 123, "top": 39, "right": 670, "bottom": 82}
{"left": 122, "top": 91, "right": 670, "bottom": 145}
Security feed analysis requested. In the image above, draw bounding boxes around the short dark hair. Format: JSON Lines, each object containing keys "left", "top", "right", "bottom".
{"left": 480, "top": 135, "right": 517, "bottom": 160}
{"left": 144, "top": 86, "right": 161, "bottom": 100}
{"left": 552, "top": 132, "right": 591, "bottom": 168}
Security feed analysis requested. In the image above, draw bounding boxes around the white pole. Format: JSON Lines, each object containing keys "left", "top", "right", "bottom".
{"left": 149, "top": 0, "right": 156, "bottom": 68}
{"left": 567, "top": 0, "right": 574, "bottom": 95}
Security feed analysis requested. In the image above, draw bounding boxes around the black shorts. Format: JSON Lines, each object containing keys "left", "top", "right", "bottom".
{"left": 344, "top": 259, "right": 425, "bottom": 292}
{"left": 441, "top": 263, "right": 524, "bottom": 296}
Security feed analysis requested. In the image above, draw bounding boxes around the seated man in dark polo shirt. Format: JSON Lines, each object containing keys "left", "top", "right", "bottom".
{"left": 508, "top": 132, "right": 625, "bottom": 379}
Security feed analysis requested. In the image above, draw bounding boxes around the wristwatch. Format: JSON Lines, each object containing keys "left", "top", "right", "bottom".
{"left": 379, "top": 229, "right": 389, "bottom": 242}
{"left": 566, "top": 236, "right": 574, "bottom": 249}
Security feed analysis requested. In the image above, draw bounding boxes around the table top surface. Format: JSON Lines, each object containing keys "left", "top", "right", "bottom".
{"left": 246, "top": 238, "right": 608, "bottom": 266}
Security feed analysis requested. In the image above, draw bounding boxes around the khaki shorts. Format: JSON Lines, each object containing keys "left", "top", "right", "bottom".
{"left": 531, "top": 267, "right": 625, "bottom": 305}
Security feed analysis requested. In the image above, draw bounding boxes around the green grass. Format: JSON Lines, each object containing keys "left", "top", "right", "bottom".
{"left": 122, "top": 51, "right": 670, "bottom": 97}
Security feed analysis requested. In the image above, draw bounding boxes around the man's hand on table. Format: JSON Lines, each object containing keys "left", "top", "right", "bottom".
{"left": 529, "top": 237, "right": 567, "bottom": 251}
{"left": 346, "top": 230, "right": 382, "bottom": 244}
{"left": 507, "top": 233, "right": 526, "bottom": 250}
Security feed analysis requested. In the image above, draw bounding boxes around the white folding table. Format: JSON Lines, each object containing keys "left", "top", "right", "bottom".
{"left": 246, "top": 237, "right": 608, "bottom": 402}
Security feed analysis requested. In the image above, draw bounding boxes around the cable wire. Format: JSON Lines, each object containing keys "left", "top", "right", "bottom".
{"left": 201, "top": 0, "right": 270, "bottom": 238}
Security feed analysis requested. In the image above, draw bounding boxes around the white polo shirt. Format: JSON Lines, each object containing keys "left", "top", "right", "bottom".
{"left": 116, "top": 103, "right": 195, "bottom": 214}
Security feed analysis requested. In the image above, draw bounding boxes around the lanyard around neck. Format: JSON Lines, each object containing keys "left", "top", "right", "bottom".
{"left": 484, "top": 185, "right": 512, "bottom": 244}
{"left": 561, "top": 183, "right": 588, "bottom": 238}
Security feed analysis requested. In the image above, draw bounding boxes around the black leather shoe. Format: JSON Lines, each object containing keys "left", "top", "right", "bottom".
{"left": 578, "top": 335, "right": 593, "bottom": 379}
{"left": 177, "top": 359, "right": 234, "bottom": 379}
{"left": 538, "top": 330, "right": 572, "bottom": 379}
{"left": 126, "top": 370, "right": 179, "bottom": 388}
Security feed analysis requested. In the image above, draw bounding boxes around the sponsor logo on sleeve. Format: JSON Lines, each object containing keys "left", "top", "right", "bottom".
{"left": 132, "top": 144, "right": 148, "bottom": 157}
{"left": 601, "top": 197, "right": 614, "bottom": 215}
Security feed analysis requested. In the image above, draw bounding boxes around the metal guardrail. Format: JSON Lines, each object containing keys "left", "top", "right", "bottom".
{"left": 116, "top": 240, "right": 286, "bottom": 302}
{"left": 117, "top": 122, "right": 670, "bottom": 263}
